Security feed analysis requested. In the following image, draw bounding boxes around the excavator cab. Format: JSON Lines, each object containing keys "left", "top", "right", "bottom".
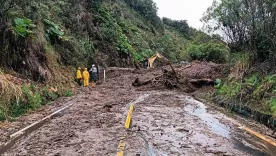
{"left": 147, "top": 53, "right": 169, "bottom": 68}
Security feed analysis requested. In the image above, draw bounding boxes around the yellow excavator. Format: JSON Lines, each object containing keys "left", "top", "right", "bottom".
{"left": 146, "top": 52, "right": 179, "bottom": 83}
{"left": 147, "top": 52, "right": 169, "bottom": 68}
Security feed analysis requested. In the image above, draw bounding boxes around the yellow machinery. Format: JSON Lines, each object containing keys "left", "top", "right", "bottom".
{"left": 148, "top": 53, "right": 169, "bottom": 68}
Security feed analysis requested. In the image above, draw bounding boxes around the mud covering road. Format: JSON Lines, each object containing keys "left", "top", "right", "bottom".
{"left": 1, "top": 66, "right": 276, "bottom": 155}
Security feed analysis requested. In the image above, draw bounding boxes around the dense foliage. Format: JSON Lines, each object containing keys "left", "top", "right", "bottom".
{"left": 187, "top": 42, "right": 230, "bottom": 63}
{"left": 203, "top": 0, "right": 276, "bottom": 62}
{"left": 124, "top": 0, "right": 163, "bottom": 31}
{"left": 162, "top": 18, "right": 190, "bottom": 37}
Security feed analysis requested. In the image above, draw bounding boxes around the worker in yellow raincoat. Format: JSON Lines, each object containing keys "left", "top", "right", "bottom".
{"left": 76, "top": 67, "right": 82, "bottom": 86}
{"left": 82, "top": 68, "right": 90, "bottom": 87}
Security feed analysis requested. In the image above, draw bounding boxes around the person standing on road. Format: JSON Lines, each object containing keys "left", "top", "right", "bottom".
{"left": 76, "top": 67, "right": 82, "bottom": 86}
{"left": 82, "top": 68, "right": 90, "bottom": 87}
{"left": 89, "top": 64, "right": 98, "bottom": 83}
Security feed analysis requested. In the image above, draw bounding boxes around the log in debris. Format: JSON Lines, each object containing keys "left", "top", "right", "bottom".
{"left": 132, "top": 78, "right": 152, "bottom": 86}
{"left": 132, "top": 64, "right": 215, "bottom": 90}
{"left": 189, "top": 78, "right": 214, "bottom": 86}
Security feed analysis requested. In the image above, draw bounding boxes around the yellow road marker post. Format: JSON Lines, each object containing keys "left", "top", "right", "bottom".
{"left": 116, "top": 104, "right": 135, "bottom": 156}
{"left": 116, "top": 140, "right": 126, "bottom": 156}
{"left": 237, "top": 124, "right": 276, "bottom": 147}
{"left": 125, "top": 105, "right": 134, "bottom": 129}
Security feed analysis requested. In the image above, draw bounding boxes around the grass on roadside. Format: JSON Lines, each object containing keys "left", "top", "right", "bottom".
{"left": 0, "top": 72, "right": 74, "bottom": 121}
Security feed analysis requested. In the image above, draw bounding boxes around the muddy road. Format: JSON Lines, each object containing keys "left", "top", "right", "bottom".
{"left": 1, "top": 67, "right": 276, "bottom": 156}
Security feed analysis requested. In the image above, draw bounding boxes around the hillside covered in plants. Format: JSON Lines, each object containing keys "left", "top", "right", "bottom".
{"left": 0, "top": 0, "right": 228, "bottom": 120}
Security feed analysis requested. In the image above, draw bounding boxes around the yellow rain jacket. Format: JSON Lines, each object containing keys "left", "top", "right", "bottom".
{"left": 76, "top": 68, "right": 82, "bottom": 79}
{"left": 83, "top": 68, "right": 90, "bottom": 87}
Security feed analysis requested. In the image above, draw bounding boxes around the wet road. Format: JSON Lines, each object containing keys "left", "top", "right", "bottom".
{"left": 2, "top": 71, "right": 276, "bottom": 156}
{"left": 123, "top": 92, "right": 274, "bottom": 156}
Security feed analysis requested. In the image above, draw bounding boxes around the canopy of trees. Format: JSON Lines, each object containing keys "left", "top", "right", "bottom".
{"left": 124, "top": 0, "right": 163, "bottom": 31}
{"left": 202, "top": 0, "right": 276, "bottom": 62}
{"left": 162, "top": 17, "right": 190, "bottom": 37}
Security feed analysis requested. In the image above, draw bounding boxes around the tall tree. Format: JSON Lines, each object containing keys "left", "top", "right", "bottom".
{"left": 202, "top": 0, "right": 276, "bottom": 61}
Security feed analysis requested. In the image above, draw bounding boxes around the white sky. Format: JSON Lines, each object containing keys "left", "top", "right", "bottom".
{"left": 153, "top": 0, "right": 214, "bottom": 29}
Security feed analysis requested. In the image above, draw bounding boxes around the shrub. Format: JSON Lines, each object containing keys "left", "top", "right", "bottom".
{"left": 254, "top": 74, "right": 276, "bottom": 98}
{"left": 41, "top": 87, "right": 59, "bottom": 102}
{"left": 117, "top": 34, "right": 135, "bottom": 56}
{"left": 187, "top": 44, "right": 205, "bottom": 60}
{"left": 204, "top": 43, "right": 230, "bottom": 63}
{"left": 22, "top": 85, "right": 42, "bottom": 110}
{"left": 270, "top": 97, "right": 276, "bottom": 115}
{"left": 214, "top": 78, "right": 222, "bottom": 89}
{"left": 12, "top": 17, "right": 36, "bottom": 37}
{"left": 44, "top": 19, "right": 64, "bottom": 40}
{"left": 215, "top": 79, "right": 242, "bottom": 98}
{"left": 0, "top": 73, "right": 23, "bottom": 120}
{"left": 188, "top": 42, "right": 230, "bottom": 63}
{"left": 64, "top": 90, "right": 73, "bottom": 97}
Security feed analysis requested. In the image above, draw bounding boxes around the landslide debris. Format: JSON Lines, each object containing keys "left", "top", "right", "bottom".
{"left": 132, "top": 61, "right": 227, "bottom": 92}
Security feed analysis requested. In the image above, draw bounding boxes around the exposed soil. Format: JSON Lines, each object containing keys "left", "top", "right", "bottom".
{"left": 176, "top": 61, "right": 227, "bottom": 80}
{"left": 1, "top": 62, "right": 276, "bottom": 156}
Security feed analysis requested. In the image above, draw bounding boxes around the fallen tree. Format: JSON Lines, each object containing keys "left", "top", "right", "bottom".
{"left": 132, "top": 62, "right": 219, "bottom": 92}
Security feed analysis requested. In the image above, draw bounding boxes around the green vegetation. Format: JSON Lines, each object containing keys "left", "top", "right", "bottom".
{"left": 0, "top": 80, "right": 74, "bottom": 120}
{"left": 63, "top": 90, "right": 74, "bottom": 97}
{"left": 203, "top": 0, "right": 276, "bottom": 62}
{"left": 44, "top": 19, "right": 64, "bottom": 40}
{"left": 117, "top": 34, "right": 135, "bottom": 56}
{"left": 215, "top": 55, "right": 276, "bottom": 114}
{"left": 12, "top": 17, "right": 36, "bottom": 37}
{"left": 187, "top": 42, "right": 230, "bottom": 63}
{"left": 202, "top": 0, "right": 276, "bottom": 115}
{"left": 215, "top": 73, "right": 276, "bottom": 114}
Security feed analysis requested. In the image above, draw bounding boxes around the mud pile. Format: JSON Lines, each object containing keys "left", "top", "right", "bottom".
{"left": 176, "top": 61, "right": 226, "bottom": 80}
{"left": 132, "top": 61, "right": 227, "bottom": 92}
{"left": 105, "top": 67, "right": 136, "bottom": 79}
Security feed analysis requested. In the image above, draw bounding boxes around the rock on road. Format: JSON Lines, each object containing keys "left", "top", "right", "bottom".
{"left": 2, "top": 68, "right": 274, "bottom": 156}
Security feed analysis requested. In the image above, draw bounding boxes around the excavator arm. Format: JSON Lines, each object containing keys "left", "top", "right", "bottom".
{"left": 148, "top": 53, "right": 169, "bottom": 68}
{"left": 147, "top": 52, "right": 178, "bottom": 83}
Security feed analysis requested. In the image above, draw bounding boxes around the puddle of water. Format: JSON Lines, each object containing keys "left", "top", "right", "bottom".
{"left": 232, "top": 133, "right": 272, "bottom": 156}
{"left": 183, "top": 97, "right": 276, "bottom": 155}
{"left": 184, "top": 98, "right": 230, "bottom": 138}
{"left": 132, "top": 94, "right": 150, "bottom": 105}
{"left": 133, "top": 132, "right": 157, "bottom": 156}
